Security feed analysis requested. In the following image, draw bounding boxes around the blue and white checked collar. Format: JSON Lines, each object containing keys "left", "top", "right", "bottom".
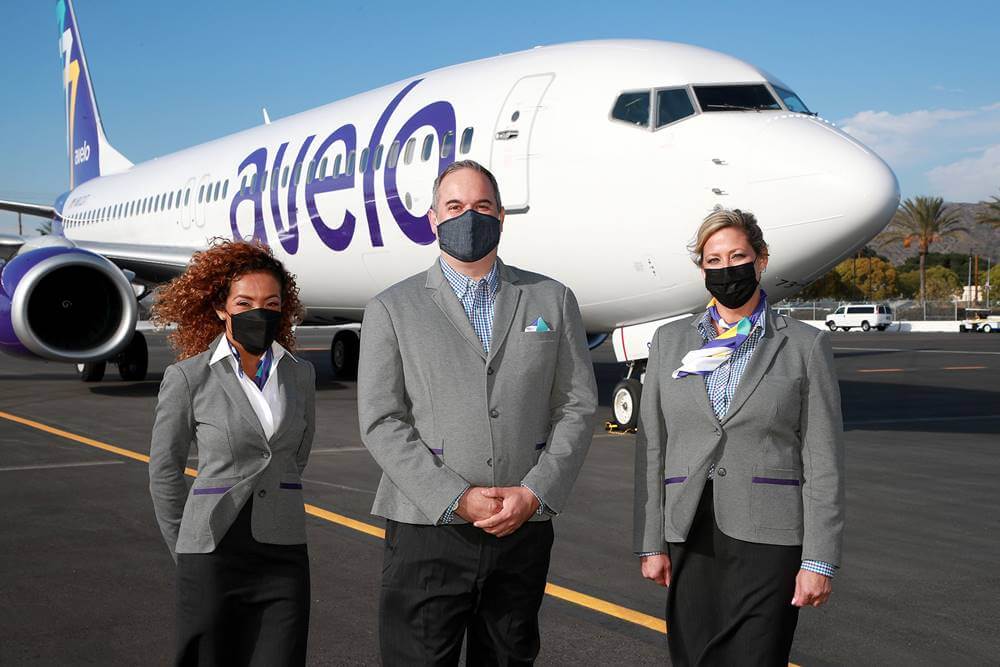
{"left": 439, "top": 257, "right": 500, "bottom": 302}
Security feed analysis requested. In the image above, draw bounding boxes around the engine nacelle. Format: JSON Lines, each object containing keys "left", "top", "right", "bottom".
{"left": 0, "top": 242, "right": 138, "bottom": 363}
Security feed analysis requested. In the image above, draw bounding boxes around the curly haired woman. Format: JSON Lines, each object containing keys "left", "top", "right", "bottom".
{"left": 148, "top": 239, "right": 315, "bottom": 667}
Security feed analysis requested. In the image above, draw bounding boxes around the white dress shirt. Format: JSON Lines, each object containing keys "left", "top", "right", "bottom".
{"left": 208, "top": 337, "right": 292, "bottom": 440}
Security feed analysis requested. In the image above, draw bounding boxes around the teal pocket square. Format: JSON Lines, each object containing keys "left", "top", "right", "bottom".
{"left": 524, "top": 317, "right": 552, "bottom": 332}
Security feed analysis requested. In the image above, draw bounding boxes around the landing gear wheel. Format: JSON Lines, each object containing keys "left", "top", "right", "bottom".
{"left": 984, "top": 324, "right": 994, "bottom": 334}
{"left": 77, "top": 361, "right": 106, "bottom": 382}
{"left": 861, "top": 321, "right": 871, "bottom": 332}
{"left": 841, "top": 327, "right": 850, "bottom": 332}
{"left": 611, "top": 378, "right": 642, "bottom": 430}
{"left": 117, "top": 331, "right": 149, "bottom": 381}
{"left": 876, "top": 325, "right": 887, "bottom": 331}
{"left": 331, "top": 331, "right": 359, "bottom": 380}
{"left": 826, "top": 321, "right": 837, "bottom": 331}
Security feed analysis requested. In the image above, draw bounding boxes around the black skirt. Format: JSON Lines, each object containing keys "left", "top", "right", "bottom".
{"left": 665, "top": 481, "right": 802, "bottom": 667}
{"left": 175, "top": 498, "right": 310, "bottom": 667}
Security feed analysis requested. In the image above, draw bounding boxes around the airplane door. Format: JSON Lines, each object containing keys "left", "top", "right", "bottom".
{"left": 489, "top": 74, "right": 554, "bottom": 212}
{"left": 181, "top": 177, "right": 196, "bottom": 230}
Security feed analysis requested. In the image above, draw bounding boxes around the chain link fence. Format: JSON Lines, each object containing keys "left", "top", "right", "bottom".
{"left": 775, "top": 300, "right": 999, "bottom": 321}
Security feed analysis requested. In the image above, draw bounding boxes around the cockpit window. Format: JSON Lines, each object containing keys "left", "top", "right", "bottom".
{"left": 772, "top": 85, "right": 811, "bottom": 114}
{"left": 611, "top": 91, "right": 651, "bottom": 127}
{"left": 693, "top": 84, "right": 781, "bottom": 112}
{"left": 656, "top": 88, "right": 695, "bottom": 128}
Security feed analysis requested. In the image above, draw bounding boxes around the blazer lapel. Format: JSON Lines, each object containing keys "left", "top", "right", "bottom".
{"left": 683, "top": 318, "right": 722, "bottom": 426}
{"left": 211, "top": 360, "right": 267, "bottom": 441}
{"left": 426, "top": 260, "right": 488, "bottom": 360}
{"left": 268, "top": 358, "right": 300, "bottom": 443}
{"left": 722, "top": 309, "right": 785, "bottom": 424}
{"left": 486, "top": 260, "right": 522, "bottom": 364}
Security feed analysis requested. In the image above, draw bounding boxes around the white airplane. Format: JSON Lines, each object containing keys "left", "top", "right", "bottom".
{"left": 0, "top": 0, "right": 898, "bottom": 427}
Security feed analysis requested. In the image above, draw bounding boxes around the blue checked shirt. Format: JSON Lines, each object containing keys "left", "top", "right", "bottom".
{"left": 640, "top": 303, "right": 837, "bottom": 578}
{"left": 437, "top": 258, "right": 549, "bottom": 524}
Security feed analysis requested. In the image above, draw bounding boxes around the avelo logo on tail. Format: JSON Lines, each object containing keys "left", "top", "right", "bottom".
{"left": 58, "top": 0, "right": 101, "bottom": 189}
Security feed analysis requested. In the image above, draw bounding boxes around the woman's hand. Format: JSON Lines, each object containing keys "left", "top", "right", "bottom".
{"left": 641, "top": 553, "right": 671, "bottom": 587}
{"left": 791, "top": 569, "right": 832, "bottom": 607}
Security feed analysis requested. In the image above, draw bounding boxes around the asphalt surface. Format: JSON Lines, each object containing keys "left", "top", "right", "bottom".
{"left": 0, "top": 329, "right": 997, "bottom": 665}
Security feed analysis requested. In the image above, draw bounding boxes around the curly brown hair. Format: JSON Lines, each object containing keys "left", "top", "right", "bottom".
{"left": 151, "top": 239, "right": 303, "bottom": 360}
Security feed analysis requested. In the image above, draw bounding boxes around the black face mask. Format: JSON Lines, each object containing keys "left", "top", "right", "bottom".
{"left": 436, "top": 210, "right": 502, "bottom": 263}
{"left": 704, "top": 261, "right": 759, "bottom": 309}
{"left": 229, "top": 308, "right": 282, "bottom": 356}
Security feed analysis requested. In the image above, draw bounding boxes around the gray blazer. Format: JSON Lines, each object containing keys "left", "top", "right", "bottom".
{"left": 634, "top": 309, "right": 845, "bottom": 566}
{"left": 358, "top": 259, "right": 598, "bottom": 525}
{"left": 149, "top": 336, "right": 316, "bottom": 561}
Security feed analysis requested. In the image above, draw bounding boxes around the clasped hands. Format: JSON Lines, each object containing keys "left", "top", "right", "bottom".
{"left": 456, "top": 486, "right": 539, "bottom": 538}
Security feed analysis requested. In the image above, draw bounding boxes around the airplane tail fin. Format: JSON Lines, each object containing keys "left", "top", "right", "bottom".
{"left": 56, "top": 0, "right": 132, "bottom": 189}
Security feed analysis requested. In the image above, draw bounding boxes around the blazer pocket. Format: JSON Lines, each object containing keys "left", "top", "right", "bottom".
{"left": 191, "top": 476, "right": 241, "bottom": 496}
{"left": 520, "top": 331, "right": 558, "bottom": 343}
{"left": 750, "top": 466, "right": 803, "bottom": 530}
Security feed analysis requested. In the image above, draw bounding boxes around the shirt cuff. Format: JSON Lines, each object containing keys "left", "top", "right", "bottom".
{"left": 801, "top": 559, "right": 838, "bottom": 578}
{"left": 438, "top": 484, "right": 470, "bottom": 525}
{"left": 520, "top": 483, "right": 552, "bottom": 516}
{"left": 637, "top": 551, "right": 665, "bottom": 557}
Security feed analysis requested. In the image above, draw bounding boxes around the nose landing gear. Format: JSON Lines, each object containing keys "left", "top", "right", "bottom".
{"left": 608, "top": 360, "right": 645, "bottom": 432}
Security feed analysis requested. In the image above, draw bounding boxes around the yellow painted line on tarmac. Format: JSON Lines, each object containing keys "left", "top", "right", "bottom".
{"left": 544, "top": 582, "right": 666, "bottom": 633}
{"left": 0, "top": 410, "right": 672, "bottom": 639}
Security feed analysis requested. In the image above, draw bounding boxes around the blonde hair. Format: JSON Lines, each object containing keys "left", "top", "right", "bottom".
{"left": 689, "top": 208, "right": 769, "bottom": 266}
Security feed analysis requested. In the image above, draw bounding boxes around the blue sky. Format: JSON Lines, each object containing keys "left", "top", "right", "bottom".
{"left": 2, "top": 0, "right": 998, "bottom": 234}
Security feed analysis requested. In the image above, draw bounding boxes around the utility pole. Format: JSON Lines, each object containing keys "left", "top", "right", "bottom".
{"left": 17, "top": 212, "right": 22, "bottom": 236}
{"left": 973, "top": 254, "right": 979, "bottom": 304}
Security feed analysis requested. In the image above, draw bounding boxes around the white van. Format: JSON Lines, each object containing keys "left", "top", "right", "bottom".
{"left": 825, "top": 304, "right": 893, "bottom": 332}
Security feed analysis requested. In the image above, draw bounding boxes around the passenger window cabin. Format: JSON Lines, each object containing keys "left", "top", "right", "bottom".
{"left": 460, "top": 127, "right": 474, "bottom": 154}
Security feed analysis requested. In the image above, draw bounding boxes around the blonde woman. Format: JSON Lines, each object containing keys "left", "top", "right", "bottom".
{"left": 634, "top": 209, "right": 844, "bottom": 665}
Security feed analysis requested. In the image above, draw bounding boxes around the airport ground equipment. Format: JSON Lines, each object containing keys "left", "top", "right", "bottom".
{"left": 959, "top": 308, "right": 1000, "bottom": 333}
{"left": 824, "top": 303, "right": 893, "bottom": 332}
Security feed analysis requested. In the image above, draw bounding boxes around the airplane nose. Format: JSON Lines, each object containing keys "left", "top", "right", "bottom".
{"left": 743, "top": 115, "right": 900, "bottom": 253}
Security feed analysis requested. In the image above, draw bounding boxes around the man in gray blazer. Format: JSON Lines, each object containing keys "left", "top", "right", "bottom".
{"left": 358, "top": 160, "right": 598, "bottom": 665}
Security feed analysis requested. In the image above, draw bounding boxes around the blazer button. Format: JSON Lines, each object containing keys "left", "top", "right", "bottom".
{"left": 487, "top": 366, "right": 494, "bottom": 375}
{"left": 717, "top": 467, "right": 727, "bottom": 477}
{"left": 261, "top": 451, "right": 270, "bottom": 459}
{"left": 258, "top": 489, "right": 267, "bottom": 498}
{"left": 490, "top": 409, "right": 499, "bottom": 418}
{"left": 487, "top": 457, "right": 493, "bottom": 467}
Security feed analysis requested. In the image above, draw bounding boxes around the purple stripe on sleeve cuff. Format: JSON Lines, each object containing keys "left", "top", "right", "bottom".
{"left": 192, "top": 486, "right": 232, "bottom": 495}
{"left": 752, "top": 477, "right": 801, "bottom": 486}
{"left": 279, "top": 482, "right": 303, "bottom": 490}
{"left": 535, "top": 442, "right": 547, "bottom": 451}
{"left": 664, "top": 476, "right": 687, "bottom": 485}
{"left": 429, "top": 448, "right": 443, "bottom": 455}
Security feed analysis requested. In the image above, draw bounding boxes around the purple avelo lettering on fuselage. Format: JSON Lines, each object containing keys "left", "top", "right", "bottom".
{"left": 229, "top": 147, "right": 268, "bottom": 243}
{"left": 283, "top": 134, "right": 315, "bottom": 254}
{"left": 383, "top": 99, "right": 456, "bottom": 246}
{"left": 268, "top": 142, "right": 292, "bottom": 252}
{"left": 228, "top": 78, "right": 457, "bottom": 253}
{"left": 305, "top": 124, "right": 357, "bottom": 251}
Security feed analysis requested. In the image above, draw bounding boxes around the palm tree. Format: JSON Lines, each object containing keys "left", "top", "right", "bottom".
{"left": 976, "top": 189, "right": 1000, "bottom": 228}
{"left": 880, "top": 196, "right": 967, "bottom": 304}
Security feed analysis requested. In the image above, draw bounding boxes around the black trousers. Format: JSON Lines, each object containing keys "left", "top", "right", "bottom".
{"left": 175, "top": 499, "right": 310, "bottom": 667}
{"left": 380, "top": 519, "right": 555, "bottom": 666}
{"left": 666, "top": 482, "right": 802, "bottom": 667}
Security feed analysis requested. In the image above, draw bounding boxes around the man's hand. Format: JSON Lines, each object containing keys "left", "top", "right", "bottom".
{"left": 791, "top": 569, "right": 833, "bottom": 607}
{"left": 640, "top": 554, "right": 671, "bottom": 587}
{"left": 455, "top": 487, "right": 502, "bottom": 524}
{"left": 472, "top": 487, "right": 540, "bottom": 537}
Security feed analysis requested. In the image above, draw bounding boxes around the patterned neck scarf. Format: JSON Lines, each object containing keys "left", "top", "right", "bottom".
{"left": 672, "top": 291, "right": 767, "bottom": 379}
{"left": 227, "top": 339, "right": 274, "bottom": 391}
